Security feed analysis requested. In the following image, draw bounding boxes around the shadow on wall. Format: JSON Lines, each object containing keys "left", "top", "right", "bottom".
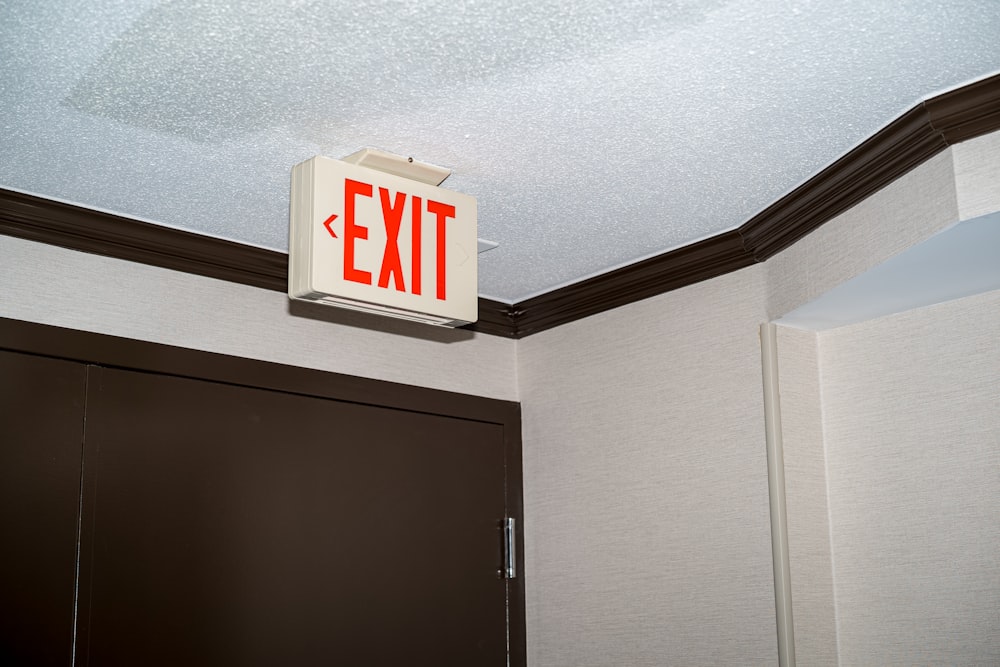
{"left": 287, "top": 298, "right": 476, "bottom": 344}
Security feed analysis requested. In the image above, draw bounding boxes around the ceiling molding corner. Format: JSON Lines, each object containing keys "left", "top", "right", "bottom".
{"left": 738, "top": 105, "right": 947, "bottom": 261}
{"left": 924, "top": 72, "right": 1000, "bottom": 144}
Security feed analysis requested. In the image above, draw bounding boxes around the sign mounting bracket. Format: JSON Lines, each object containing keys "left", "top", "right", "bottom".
{"left": 341, "top": 147, "right": 451, "bottom": 186}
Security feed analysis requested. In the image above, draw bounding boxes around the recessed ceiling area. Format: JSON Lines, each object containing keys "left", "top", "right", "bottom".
{"left": 778, "top": 211, "right": 1000, "bottom": 331}
{"left": 2, "top": 1, "right": 999, "bottom": 303}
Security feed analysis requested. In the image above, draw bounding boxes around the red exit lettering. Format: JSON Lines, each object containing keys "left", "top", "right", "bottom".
{"left": 340, "top": 180, "right": 455, "bottom": 301}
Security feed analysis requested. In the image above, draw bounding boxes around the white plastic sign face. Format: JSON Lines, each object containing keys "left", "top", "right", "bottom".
{"left": 289, "top": 156, "right": 477, "bottom": 326}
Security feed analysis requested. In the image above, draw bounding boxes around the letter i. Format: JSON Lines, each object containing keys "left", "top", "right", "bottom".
{"left": 411, "top": 196, "right": 422, "bottom": 295}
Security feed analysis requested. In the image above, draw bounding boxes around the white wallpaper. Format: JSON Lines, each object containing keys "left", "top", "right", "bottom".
{"left": 0, "top": 235, "right": 518, "bottom": 401}
{"left": 954, "top": 129, "right": 1000, "bottom": 221}
{"left": 765, "top": 131, "right": 1000, "bottom": 665}
{"left": 518, "top": 265, "right": 779, "bottom": 666}
{"left": 775, "top": 325, "right": 839, "bottom": 666}
{"left": 818, "top": 289, "right": 1000, "bottom": 665}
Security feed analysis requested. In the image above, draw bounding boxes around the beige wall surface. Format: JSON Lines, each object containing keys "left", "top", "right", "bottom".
{"left": 953, "top": 129, "right": 1000, "bottom": 222}
{"left": 775, "top": 325, "right": 838, "bottom": 666}
{"left": 817, "top": 289, "right": 1000, "bottom": 666}
{"left": 518, "top": 265, "right": 779, "bottom": 666}
{"left": 767, "top": 129, "right": 1000, "bottom": 666}
{"left": 0, "top": 235, "right": 519, "bottom": 401}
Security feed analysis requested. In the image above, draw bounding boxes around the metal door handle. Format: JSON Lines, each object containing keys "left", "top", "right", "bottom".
{"left": 502, "top": 518, "right": 516, "bottom": 579}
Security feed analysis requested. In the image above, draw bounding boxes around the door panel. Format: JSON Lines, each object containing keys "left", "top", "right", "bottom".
{"left": 0, "top": 350, "right": 86, "bottom": 666}
{"left": 78, "top": 366, "right": 508, "bottom": 666}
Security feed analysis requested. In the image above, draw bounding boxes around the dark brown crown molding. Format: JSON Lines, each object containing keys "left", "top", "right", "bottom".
{"left": 511, "top": 230, "right": 754, "bottom": 338}
{"left": 924, "top": 73, "right": 1000, "bottom": 144}
{"left": 737, "top": 105, "right": 946, "bottom": 261}
{"left": 0, "top": 188, "right": 289, "bottom": 290}
{"left": 740, "top": 73, "right": 1000, "bottom": 262}
{"left": 472, "top": 298, "right": 520, "bottom": 338}
{"left": 0, "top": 188, "right": 514, "bottom": 337}
{"left": 2, "top": 74, "right": 998, "bottom": 338}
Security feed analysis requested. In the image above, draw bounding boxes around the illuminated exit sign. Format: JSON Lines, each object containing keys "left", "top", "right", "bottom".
{"left": 288, "top": 152, "right": 478, "bottom": 326}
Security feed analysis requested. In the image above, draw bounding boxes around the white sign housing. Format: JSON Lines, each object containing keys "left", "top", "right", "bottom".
{"left": 289, "top": 155, "right": 478, "bottom": 326}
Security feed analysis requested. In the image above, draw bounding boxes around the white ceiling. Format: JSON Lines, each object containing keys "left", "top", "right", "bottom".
{"left": 2, "top": 1, "right": 999, "bottom": 303}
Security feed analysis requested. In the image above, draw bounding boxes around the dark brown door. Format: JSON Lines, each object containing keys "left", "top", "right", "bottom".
{"left": 76, "top": 365, "right": 509, "bottom": 666}
{"left": 0, "top": 350, "right": 86, "bottom": 666}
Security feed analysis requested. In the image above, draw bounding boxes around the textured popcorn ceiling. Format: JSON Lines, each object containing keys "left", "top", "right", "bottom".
{"left": 2, "top": 1, "right": 999, "bottom": 302}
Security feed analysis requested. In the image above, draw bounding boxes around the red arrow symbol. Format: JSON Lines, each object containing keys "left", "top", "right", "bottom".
{"left": 322, "top": 214, "right": 338, "bottom": 238}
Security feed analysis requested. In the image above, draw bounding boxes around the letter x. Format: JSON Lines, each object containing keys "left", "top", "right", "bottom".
{"left": 377, "top": 187, "right": 406, "bottom": 291}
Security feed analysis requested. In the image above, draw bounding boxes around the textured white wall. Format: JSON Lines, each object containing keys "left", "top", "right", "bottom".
{"left": 818, "top": 289, "right": 1000, "bottom": 665}
{"left": 953, "top": 129, "right": 1000, "bottom": 221}
{"left": 0, "top": 235, "right": 518, "bottom": 401}
{"left": 766, "top": 129, "right": 1000, "bottom": 666}
{"left": 518, "top": 265, "right": 779, "bottom": 666}
{"left": 4, "top": 129, "right": 999, "bottom": 666}
{"left": 775, "top": 325, "right": 838, "bottom": 666}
